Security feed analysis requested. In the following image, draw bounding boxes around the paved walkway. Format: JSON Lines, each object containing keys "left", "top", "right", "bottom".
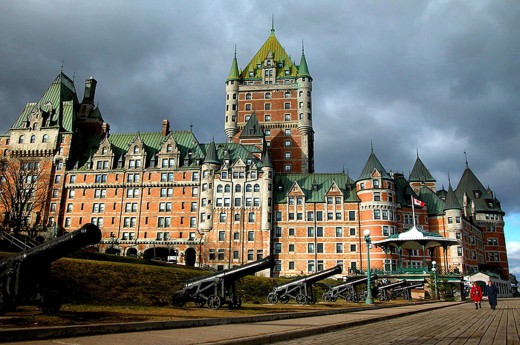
{"left": 1, "top": 299, "right": 519, "bottom": 344}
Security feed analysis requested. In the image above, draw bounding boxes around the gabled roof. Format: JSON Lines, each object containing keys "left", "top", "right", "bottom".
{"left": 240, "top": 112, "right": 264, "bottom": 138}
{"left": 409, "top": 156, "right": 436, "bottom": 182}
{"left": 240, "top": 29, "right": 299, "bottom": 80}
{"left": 274, "top": 173, "right": 358, "bottom": 203}
{"left": 358, "top": 149, "right": 391, "bottom": 180}
{"left": 9, "top": 72, "right": 79, "bottom": 133}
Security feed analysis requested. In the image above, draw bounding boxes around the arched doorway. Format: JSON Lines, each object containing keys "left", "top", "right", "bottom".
{"left": 106, "top": 247, "right": 121, "bottom": 255}
{"left": 143, "top": 247, "right": 177, "bottom": 261}
{"left": 185, "top": 247, "right": 196, "bottom": 266}
{"left": 126, "top": 247, "right": 138, "bottom": 257}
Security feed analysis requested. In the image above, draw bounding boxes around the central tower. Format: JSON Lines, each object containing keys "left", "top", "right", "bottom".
{"left": 224, "top": 27, "right": 314, "bottom": 174}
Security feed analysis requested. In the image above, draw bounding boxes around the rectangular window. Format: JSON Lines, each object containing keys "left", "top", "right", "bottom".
{"left": 248, "top": 231, "right": 254, "bottom": 241}
{"left": 218, "top": 231, "right": 225, "bottom": 241}
{"left": 307, "top": 243, "right": 315, "bottom": 253}
{"left": 336, "top": 243, "right": 343, "bottom": 253}
{"left": 349, "top": 211, "right": 356, "bottom": 221}
{"left": 335, "top": 227, "right": 343, "bottom": 237}
{"left": 350, "top": 244, "right": 357, "bottom": 252}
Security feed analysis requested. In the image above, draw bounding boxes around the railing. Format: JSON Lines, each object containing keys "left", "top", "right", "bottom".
{"left": 355, "top": 267, "right": 462, "bottom": 276}
{"left": 0, "top": 230, "right": 38, "bottom": 251}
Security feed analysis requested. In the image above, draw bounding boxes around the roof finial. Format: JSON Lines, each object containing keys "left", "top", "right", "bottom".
{"left": 464, "top": 149, "right": 468, "bottom": 168}
{"left": 448, "top": 172, "right": 451, "bottom": 186}
{"left": 60, "top": 59, "right": 64, "bottom": 73}
{"left": 302, "top": 39, "right": 305, "bottom": 54}
{"left": 271, "top": 14, "right": 275, "bottom": 33}
{"left": 72, "top": 69, "right": 76, "bottom": 82}
{"left": 370, "top": 140, "right": 374, "bottom": 153}
{"left": 416, "top": 148, "right": 419, "bottom": 158}
{"left": 234, "top": 44, "right": 237, "bottom": 58}
{"left": 190, "top": 122, "right": 193, "bottom": 132}
{"left": 342, "top": 165, "right": 345, "bottom": 174}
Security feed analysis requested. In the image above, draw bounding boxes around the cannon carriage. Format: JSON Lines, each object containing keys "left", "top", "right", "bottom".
{"left": 0, "top": 224, "right": 102, "bottom": 314}
{"left": 172, "top": 256, "right": 274, "bottom": 310}
{"left": 267, "top": 265, "right": 343, "bottom": 305}
{"left": 322, "top": 275, "right": 377, "bottom": 302}
{"left": 388, "top": 282, "right": 424, "bottom": 300}
{"left": 377, "top": 279, "right": 409, "bottom": 301}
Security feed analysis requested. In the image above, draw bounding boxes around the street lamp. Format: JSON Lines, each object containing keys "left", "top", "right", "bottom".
{"left": 364, "top": 229, "right": 374, "bottom": 304}
{"left": 432, "top": 260, "right": 438, "bottom": 299}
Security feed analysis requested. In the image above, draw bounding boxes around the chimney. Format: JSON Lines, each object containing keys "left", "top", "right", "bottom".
{"left": 162, "top": 120, "right": 170, "bottom": 137}
{"left": 83, "top": 77, "right": 97, "bottom": 103}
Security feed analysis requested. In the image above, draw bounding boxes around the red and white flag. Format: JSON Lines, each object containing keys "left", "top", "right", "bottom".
{"left": 412, "top": 197, "right": 425, "bottom": 207}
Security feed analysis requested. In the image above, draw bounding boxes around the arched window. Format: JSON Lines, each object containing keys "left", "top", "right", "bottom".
{"left": 254, "top": 184, "right": 260, "bottom": 192}
{"left": 235, "top": 184, "right": 241, "bottom": 192}
{"left": 245, "top": 93, "right": 252, "bottom": 100}
{"left": 133, "top": 146, "right": 139, "bottom": 154}
{"left": 285, "top": 91, "right": 291, "bottom": 98}
{"left": 217, "top": 185, "right": 223, "bottom": 193}
{"left": 265, "top": 92, "right": 271, "bottom": 99}
{"left": 32, "top": 123, "right": 38, "bottom": 130}
{"left": 30, "top": 135, "right": 36, "bottom": 143}
{"left": 102, "top": 147, "right": 107, "bottom": 155}
{"left": 42, "top": 134, "right": 48, "bottom": 143}
{"left": 18, "top": 135, "right": 24, "bottom": 144}
{"left": 167, "top": 144, "right": 172, "bottom": 152}
{"left": 246, "top": 184, "right": 252, "bottom": 192}
{"left": 224, "top": 185, "right": 231, "bottom": 193}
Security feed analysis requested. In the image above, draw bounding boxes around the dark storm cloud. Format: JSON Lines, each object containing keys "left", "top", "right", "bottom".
{"left": 1, "top": 0, "right": 519, "bottom": 270}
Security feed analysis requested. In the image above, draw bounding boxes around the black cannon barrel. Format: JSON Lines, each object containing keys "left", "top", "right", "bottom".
{"left": 184, "top": 256, "right": 275, "bottom": 287}
{"left": 0, "top": 223, "right": 102, "bottom": 267}
{"left": 275, "top": 265, "right": 343, "bottom": 290}
{"left": 332, "top": 276, "right": 369, "bottom": 289}
{"left": 379, "top": 280, "right": 407, "bottom": 289}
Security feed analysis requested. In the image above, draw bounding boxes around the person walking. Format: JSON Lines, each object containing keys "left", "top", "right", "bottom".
{"left": 470, "top": 281, "right": 482, "bottom": 309}
{"left": 485, "top": 280, "right": 499, "bottom": 310}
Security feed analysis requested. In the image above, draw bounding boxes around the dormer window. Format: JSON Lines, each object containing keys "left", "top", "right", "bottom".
{"left": 167, "top": 144, "right": 172, "bottom": 152}
{"left": 18, "top": 135, "right": 24, "bottom": 144}
{"left": 102, "top": 147, "right": 107, "bottom": 155}
{"left": 133, "top": 146, "right": 139, "bottom": 154}
{"left": 32, "top": 123, "right": 38, "bottom": 130}
{"left": 30, "top": 135, "right": 36, "bottom": 143}
{"left": 42, "top": 134, "right": 48, "bottom": 143}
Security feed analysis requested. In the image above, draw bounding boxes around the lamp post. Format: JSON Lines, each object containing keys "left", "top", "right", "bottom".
{"left": 432, "top": 260, "right": 438, "bottom": 299}
{"left": 364, "top": 229, "right": 374, "bottom": 304}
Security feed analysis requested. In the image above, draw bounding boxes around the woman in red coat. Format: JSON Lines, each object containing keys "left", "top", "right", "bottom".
{"left": 470, "top": 282, "right": 482, "bottom": 309}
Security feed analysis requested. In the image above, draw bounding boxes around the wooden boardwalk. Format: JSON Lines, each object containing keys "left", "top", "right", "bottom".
{"left": 276, "top": 298, "right": 520, "bottom": 345}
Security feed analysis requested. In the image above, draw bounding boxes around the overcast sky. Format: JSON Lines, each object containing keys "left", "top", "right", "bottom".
{"left": 1, "top": 0, "right": 519, "bottom": 276}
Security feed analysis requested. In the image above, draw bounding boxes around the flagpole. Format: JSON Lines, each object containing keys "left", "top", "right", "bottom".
{"left": 411, "top": 195, "right": 416, "bottom": 227}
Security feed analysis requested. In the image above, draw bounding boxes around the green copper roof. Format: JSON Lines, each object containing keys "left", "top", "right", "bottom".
{"left": 358, "top": 149, "right": 391, "bottom": 180}
{"left": 443, "top": 184, "right": 462, "bottom": 211}
{"left": 297, "top": 50, "right": 311, "bottom": 78}
{"left": 394, "top": 173, "right": 417, "bottom": 206}
{"left": 409, "top": 156, "right": 436, "bottom": 182}
{"left": 455, "top": 166, "right": 502, "bottom": 213}
{"left": 9, "top": 72, "right": 79, "bottom": 133}
{"left": 240, "top": 29, "right": 299, "bottom": 80}
{"left": 227, "top": 50, "right": 240, "bottom": 82}
{"left": 240, "top": 112, "right": 264, "bottom": 138}
{"left": 419, "top": 186, "right": 446, "bottom": 215}
{"left": 274, "top": 173, "right": 358, "bottom": 204}
{"left": 203, "top": 141, "right": 220, "bottom": 165}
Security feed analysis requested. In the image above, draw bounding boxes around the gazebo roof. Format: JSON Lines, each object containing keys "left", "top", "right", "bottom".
{"left": 373, "top": 225, "right": 460, "bottom": 250}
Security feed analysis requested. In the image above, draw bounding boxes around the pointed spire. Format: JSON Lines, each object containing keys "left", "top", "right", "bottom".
{"left": 409, "top": 155, "right": 436, "bottom": 182}
{"left": 204, "top": 140, "right": 220, "bottom": 165}
{"left": 239, "top": 112, "right": 264, "bottom": 138}
{"left": 227, "top": 45, "right": 240, "bottom": 81}
{"left": 271, "top": 14, "right": 275, "bottom": 33}
{"left": 358, "top": 147, "right": 391, "bottom": 180}
{"left": 444, "top": 182, "right": 462, "bottom": 211}
{"left": 297, "top": 40, "right": 311, "bottom": 78}
{"left": 464, "top": 149, "right": 468, "bottom": 168}
{"left": 262, "top": 151, "right": 273, "bottom": 168}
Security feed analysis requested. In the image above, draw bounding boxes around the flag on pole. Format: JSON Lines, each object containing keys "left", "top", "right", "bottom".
{"left": 412, "top": 197, "right": 425, "bottom": 207}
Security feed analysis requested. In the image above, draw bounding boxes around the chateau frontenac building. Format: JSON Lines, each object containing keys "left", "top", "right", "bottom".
{"left": 0, "top": 28, "right": 509, "bottom": 280}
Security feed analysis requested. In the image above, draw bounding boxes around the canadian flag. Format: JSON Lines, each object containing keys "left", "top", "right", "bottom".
{"left": 412, "top": 197, "right": 425, "bottom": 207}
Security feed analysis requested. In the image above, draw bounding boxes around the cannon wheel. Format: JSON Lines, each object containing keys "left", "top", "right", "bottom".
{"left": 207, "top": 295, "right": 222, "bottom": 310}
{"left": 322, "top": 293, "right": 330, "bottom": 302}
{"left": 280, "top": 295, "right": 290, "bottom": 304}
{"left": 172, "top": 292, "right": 186, "bottom": 307}
{"left": 40, "top": 290, "right": 62, "bottom": 315}
{"left": 296, "top": 294, "right": 307, "bottom": 305}
{"left": 267, "top": 292, "right": 278, "bottom": 304}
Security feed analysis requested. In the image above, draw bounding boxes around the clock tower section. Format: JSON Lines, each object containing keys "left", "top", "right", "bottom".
{"left": 225, "top": 28, "right": 314, "bottom": 174}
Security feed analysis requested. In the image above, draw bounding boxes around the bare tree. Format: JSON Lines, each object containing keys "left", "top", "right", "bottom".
{"left": 0, "top": 159, "right": 51, "bottom": 235}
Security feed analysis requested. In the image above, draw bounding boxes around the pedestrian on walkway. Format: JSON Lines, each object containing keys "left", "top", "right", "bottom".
{"left": 470, "top": 282, "right": 482, "bottom": 309}
{"left": 485, "top": 280, "right": 499, "bottom": 310}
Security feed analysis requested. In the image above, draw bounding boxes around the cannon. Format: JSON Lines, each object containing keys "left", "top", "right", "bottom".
{"left": 0, "top": 224, "right": 102, "bottom": 315}
{"left": 267, "top": 265, "right": 343, "bottom": 305}
{"left": 172, "top": 256, "right": 275, "bottom": 310}
{"left": 377, "top": 279, "right": 409, "bottom": 301}
{"left": 322, "top": 275, "right": 377, "bottom": 302}
{"left": 389, "top": 282, "right": 424, "bottom": 300}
